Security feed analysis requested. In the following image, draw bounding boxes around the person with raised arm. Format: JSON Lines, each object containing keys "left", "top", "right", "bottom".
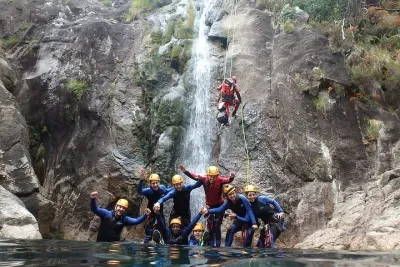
{"left": 244, "top": 185, "right": 285, "bottom": 248}
{"left": 154, "top": 207, "right": 208, "bottom": 245}
{"left": 204, "top": 185, "right": 258, "bottom": 247}
{"left": 90, "top": 191, "right": 151, "bottom": 242}
{"left": 153, "top": 174, "right": 202, "bottom": 227}
{"left": 179, "top": 163, "right": 234, "bottom": 247}
{"left": 137, "top": 169, "right": 170, "bottom": 243}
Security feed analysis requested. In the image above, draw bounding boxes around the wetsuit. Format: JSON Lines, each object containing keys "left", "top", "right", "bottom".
{"left": 156, "top": 181, "right": 202, "bottom": 227}
{"left": 188, "top": 233, "right": 208, "bottom": 246}
{"left": 208, "top": 194, "right": 256, "bottom": 247}
{"left": 183, "top": 170, "right": 233, "bottom": 247}
{"left": 90, "top": 198, "right": 147, "bottom": 242}
{"left": 156, "top": 212, "right": 202, "bottom": 245}
{"left": 137, "top": 180, "right": 170, "bottom": 243}
{"left": 248, "top": 196, "right": 284, "bottom": 248}
{"left": 218, "top": 82, "right": 241, "bottom": 117}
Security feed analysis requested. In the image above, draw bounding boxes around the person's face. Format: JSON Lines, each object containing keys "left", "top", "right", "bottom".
{"left": 151, "top": 181, "right": 160, "bottom": 190}
{"left": 174, "top": 182, "right": 183, "bottom": 191}
{"left": 207, "top": 174, "right": 218, "bottom": 183}
{"left": 114, "top": 205, "right": 127, "bottom": 217}
{"left": 193, "top": 230, "right": 203, "bottom": 240}
{"left": 227, "top": 191, "right": 236, "bottom": 201}
{"left": 246, "top": 192, "right": 257, "bottom": 202}
{"left": 171, "top": 224, "right": 181, "bottom": 235}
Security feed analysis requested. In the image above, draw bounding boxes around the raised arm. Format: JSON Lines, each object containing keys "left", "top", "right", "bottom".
{"left": 155, "top": 212, "right": 170, "bottom": 241}
{"left": 258, "top": 196, "right": 283, "bottom": 213}
{"left": 182, "top": 212, "right": 202, "bottom": 238}
{"left": 185, "top": 180, "right": 203, "bottom": 191}
{"left": 219, "top": 172, "right": 235, "bottom": 185}
{"left": 90, "top": 192, "right": 111, "bottom": 219}
{"left": 157, "top": 188, "right": 177, "bottom": 204}
{"left": 124, "top": 208, "right": 151, "bottom": 226}
{"left": 208, "top": 202, "right": 229, "bottom": 214}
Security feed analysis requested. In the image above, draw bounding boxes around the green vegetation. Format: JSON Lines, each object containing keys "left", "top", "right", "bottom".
{"left": 66, "top": 80, "right": 87, "bottom": 100}
{"left": 99, "top": 0, "right": 112, "bottom": 6}
{"left": 314, "top": 94, "right": 329, "bottom": 114}
{"left": 282, "top": 21, "right": 295, "bottom": 33}
{"left": 0, "top": 35, "right": 19, "bottom": 49}
{"left": 20, "top": 21, "right": 30, "bottom": 31}
{"left": 291, "top": 0, "right": 344, "bottom": 22}
{"left": 125, "top": 0, "right": 172, "bottom": 23}
{"left": 365, "top": 119, "right": 382, "bottom": 141}
{"left": 151, "top": 30, "right": 163, "bottom": 45}
{"left": 171, "top": 44, "right": 181, "bottom": 60}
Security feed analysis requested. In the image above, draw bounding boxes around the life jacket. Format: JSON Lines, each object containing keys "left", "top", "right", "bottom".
{"left": 96, "top": 211, "right": 125, "bottom": 242}
{"left": 250, "top": 197, "right": 276, "bottom": 222}
{"left": 221, "top": 79, "right": 235, "bottom": 101}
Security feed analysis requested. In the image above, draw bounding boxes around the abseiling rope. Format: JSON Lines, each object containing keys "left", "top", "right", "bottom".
{"left": 222, "top": 1, "right": 252, "bottom": 185}
{"left": 240, "top": 104, "right": 251, "bottom": 185}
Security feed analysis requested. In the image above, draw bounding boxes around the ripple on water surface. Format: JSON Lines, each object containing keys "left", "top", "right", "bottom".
{"left": 0, "top": 239, "right": 399, "bottom": 266}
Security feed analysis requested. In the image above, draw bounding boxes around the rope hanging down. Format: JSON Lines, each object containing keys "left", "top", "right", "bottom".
{"left": 240, "top": 104, "right": 251, "bottom": 185}
{"left": 221, "top": 1, "right": 252, "bottom": 185}
{"left": 223, "top": 1, "right": 238, "bottom": 80}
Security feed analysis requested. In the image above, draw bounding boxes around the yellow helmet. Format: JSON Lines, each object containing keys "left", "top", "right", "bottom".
{"left": 223, "top": 185, "right": 235, "bottom": 195}
{"left": 148, "top": 173, "right": 160, "bottom": 182}
{"left": 244, "top": 185, "right": 258, "bottom": 193}
{"left": 116, "top": 199, "right": 129, "bottom": 209}
{"left": 171, "top": 175, "right": 183, "bottom": 185}
{"left": 193, "top": 223, "right": 204, "bottom": 231}
{"left": 207, "top": 166, "right": 219, "bottom": 176}
{"left": 170, "top": 217, "right": 182, "bottom": 226}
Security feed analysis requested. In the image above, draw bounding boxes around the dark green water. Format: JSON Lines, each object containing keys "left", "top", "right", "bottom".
{"left": 0, "top": 239, "right": 399, "bottom": 266}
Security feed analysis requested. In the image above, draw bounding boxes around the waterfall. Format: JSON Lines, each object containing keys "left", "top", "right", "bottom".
{"left": 180, "top": 0, "right": 213, "bottom": 217}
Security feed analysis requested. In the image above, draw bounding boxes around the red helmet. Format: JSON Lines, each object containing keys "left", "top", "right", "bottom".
{"left": 231, "top": 76, "right": 237, "bottom": 83}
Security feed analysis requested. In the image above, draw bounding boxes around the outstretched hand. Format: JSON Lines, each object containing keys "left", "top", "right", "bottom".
{"left": 90, "top": 191, "right": 98, "bottom": 199}
{"left": 229, "top": 172, "right": 235, "bottom": 179}
{"left": 276, "top": 212, "right": 284, "bottom": 220}
{"left": 200, "top": 207, "right": 208, "bottom": 215}
{"left": 178, "top": 164, "right": 186, "bottom": 172}
{"left": 153, "top": 202, "right": 161, "bottom": 212}
{"left": 252, "top": 224, "right": 258, "bottom": 230}
{"left": 144, "top": 208, "right": 151, "bottom": 216}
{"left": 138, "top": 168, "right": 147, "bottom": 180}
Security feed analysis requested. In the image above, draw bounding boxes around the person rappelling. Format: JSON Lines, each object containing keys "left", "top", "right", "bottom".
{"left": 216, "top": 76, "right": 242, "bottom": 125}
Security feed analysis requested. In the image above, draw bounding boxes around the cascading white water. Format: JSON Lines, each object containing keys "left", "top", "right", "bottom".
{"left": 180, "top": 0, "right": 213, "bottom": 217}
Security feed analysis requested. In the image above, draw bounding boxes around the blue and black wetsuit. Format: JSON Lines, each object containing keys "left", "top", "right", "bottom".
{"left": 157, "top": 181, "right": 202, "bottom": 227}
{"left": 208, "top": 194, "right": 256, "bottom": 247}
{"left": 137, "top": 180, "right": 170, "bottom": 243}
{"left": 156, "top": 212, "right": 202, "bottom": 245}
{"left": 248, "top": 196, "right": 284, "bottom": 248}
{"left": 90, "top": 198, "right": 147, "bottom": 242}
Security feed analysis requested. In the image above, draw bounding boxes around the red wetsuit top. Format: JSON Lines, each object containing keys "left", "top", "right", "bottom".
{"left": 183, "top": 171, "right": 234, "bottom": 206}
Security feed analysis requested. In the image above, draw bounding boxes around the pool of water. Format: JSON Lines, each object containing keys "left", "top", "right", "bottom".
{"left": 0, "top": 239, "right": 399, "bottom": 266}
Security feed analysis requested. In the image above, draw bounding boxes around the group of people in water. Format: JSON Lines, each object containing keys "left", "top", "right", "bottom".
{"left": 90, "top": 164, "right": 285, "bottom": 248}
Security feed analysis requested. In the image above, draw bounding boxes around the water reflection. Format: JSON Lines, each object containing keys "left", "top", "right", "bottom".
{"left": 0, "top": 239, "right": 399, "bottom": 266}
